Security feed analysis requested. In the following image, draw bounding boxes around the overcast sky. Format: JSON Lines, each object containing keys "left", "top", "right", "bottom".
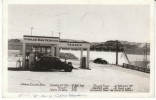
{"left": 8, "top": 4, "right": 150, "bottom": 42}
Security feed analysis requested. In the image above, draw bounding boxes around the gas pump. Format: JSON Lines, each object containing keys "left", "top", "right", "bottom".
{"left": 29, "top": 52, "right": 35, "bottom": 69}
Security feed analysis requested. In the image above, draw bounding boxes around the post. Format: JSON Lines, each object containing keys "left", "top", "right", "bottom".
{"left": 80, "top": 49, "right": 83, "bottom": 67}
{"left": 56, "top": 45, "right": 60, "bottom": 57}
{"left": 58, "top": 32, "right": 61, "bottom": 40}
{"left": 116, "top": 40, "right": 118, "bottom": 65}
{"left": 51, "top": 45, "right": 55, "bottom": 57}
{"left": 144, "top": 43, "right": 148, "bottom": 67}
{"left": 22, "top": 42, "right": 26, "bottom": 69}
{"left": 86, "top": 48, "right": 90, "bottom": 69}
{"left": 51, "top": 31, "right": 53, "bottom": 37}
{"left": 31, "top": 27, "right": 33, "bottom": 36}
{"left": 56, "top": 36, "right": 60, "bottom": 57}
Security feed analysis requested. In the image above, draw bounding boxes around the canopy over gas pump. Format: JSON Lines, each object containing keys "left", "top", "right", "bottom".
{"left": 22, "top": 35, "right": 90, "bottom": 70}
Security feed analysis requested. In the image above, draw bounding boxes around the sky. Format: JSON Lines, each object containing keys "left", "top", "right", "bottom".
{"left": 8, "top": 4, "right": 150, "bottom": 42}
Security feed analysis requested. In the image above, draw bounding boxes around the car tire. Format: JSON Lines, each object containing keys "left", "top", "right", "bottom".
{"left": 42, "top": 67, "right": 49, "bottom": 71}
{"left": 29, "top": 62, "right": 36, "bottom": 71}
{"left": 64, "top": 67, "right": 72, "bottom": 72}
{"left": 68, "top": 67, "right": 72, "bottom": 72}
{"left": 29, "top": 66, "right": 36, "bottom": 71}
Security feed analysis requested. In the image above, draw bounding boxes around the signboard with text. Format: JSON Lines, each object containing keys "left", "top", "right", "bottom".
{"left": 23, "top": 36, "right": 59, "bottom": 44}
{"left": 59, "top": 42, "right": 90, "bottom": 48}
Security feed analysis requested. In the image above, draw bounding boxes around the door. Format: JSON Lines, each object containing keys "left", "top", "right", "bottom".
{"left": 54, "top": 58, "right": 63, "bottom": 69}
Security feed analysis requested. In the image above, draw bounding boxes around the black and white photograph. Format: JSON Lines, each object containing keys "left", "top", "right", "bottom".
{"left": 2, "top": 0, "right": 155, "bottom": 98}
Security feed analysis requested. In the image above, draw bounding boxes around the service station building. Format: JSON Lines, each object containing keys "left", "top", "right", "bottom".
{"left": 22, "top": 35, "right": 90, "bottom": 70}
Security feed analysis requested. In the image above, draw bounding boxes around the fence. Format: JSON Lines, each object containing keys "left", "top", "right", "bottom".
{"left": 122, "top": 63, "right": 150, "bottom": 73}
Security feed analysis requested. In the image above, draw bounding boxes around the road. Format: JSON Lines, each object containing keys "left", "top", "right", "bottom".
{"left": 8, "top": 58, "right": 150, "bottom": 93}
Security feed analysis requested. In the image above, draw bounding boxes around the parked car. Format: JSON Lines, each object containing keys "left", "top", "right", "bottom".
{"left": 93, "top": 58, "right": 108, "bottom": 64}
{"left": 29, "top": 56, "right": 73, "bottom": 72}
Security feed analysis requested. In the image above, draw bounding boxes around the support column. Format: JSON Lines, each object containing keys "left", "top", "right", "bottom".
{"left": 80, "top": 49, "right": 83, "bottom": 67}
{"left": 86, "top": 48, "right": 90, "bottom": 69}
{"left": 56, "top": 44, "right": 60, "bottom": 57}
{"left": 22, "top": 42, "right": 26, "bottom": 69}
{"left": 51, "top": 45, "right": 55, "bottom": 57}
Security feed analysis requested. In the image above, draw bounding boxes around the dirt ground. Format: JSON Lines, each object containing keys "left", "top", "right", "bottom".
{"left": 8, "top": 57, "right": 150, "bottom": 93}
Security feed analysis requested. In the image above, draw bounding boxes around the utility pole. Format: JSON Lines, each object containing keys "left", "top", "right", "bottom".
{"left": 51, "top": 31, "right": 54, "bottom": 37}
{"left": 144, "top": 43, "right": 148, "bottom": 67}
{"left": 58, "top": 32, "right": 61, "bottom": 40}
{"left": 146, "top": 43, "right": 147, "bottom": 63}
{"left": 31, "top": 27, "right": 33, "bottom": 36}
{"left": 116, "top": 40, "right": 118, "bottom": 65}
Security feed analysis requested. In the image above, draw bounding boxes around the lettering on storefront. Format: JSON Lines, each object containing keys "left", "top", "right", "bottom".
{"left": 67, "top": 43, "right": 82, "bottom": 46}
{"left": 24, "top": 38, "right": 59, "bottom": 42}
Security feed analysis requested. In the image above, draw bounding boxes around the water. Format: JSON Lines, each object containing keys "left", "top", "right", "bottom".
{"left": 60, "top": 49, "right": 150, "bottom": 66}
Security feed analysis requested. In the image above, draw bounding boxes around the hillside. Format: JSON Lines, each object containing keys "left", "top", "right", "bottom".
{"left": 90, "top": 40, "right": 150, "bottom": 55}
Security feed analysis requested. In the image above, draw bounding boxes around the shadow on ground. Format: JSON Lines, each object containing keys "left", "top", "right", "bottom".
{"left": 8, "top": 67, "right": 29, "bottom": 71}
{"left": 8, "top": 67, "right": 79, "bottom": 72}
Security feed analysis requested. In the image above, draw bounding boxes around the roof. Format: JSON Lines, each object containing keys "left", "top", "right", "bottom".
{"left": 60, "top": 39, "right": 89, "bottom": 43}
{"left": 40, "top": 55, "right": 59, "bottom": 58}
{"left": 8, "top": 37, "right": 90, "bottom": 44}
{"left": 24, "top": 35, "right": 59, "bottom": 39}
